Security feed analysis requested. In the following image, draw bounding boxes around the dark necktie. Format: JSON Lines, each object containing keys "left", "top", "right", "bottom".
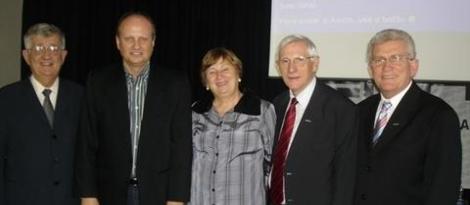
{"left": 42, "top": 89, "right": 54, "bottom": 127}
{"left": 270, "top": 97, "right": 298, "bottom": 205}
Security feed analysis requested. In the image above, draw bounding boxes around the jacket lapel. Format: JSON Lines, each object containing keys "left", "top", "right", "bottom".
{"left": 363, "top": 95, "right": 380, "bottom": 149}
{"left": 54, "top": 80, "right": 68, "bottom": 133}
{"left": 22, "top": 80, "right": 52, "bottom": 129}
{"left": 110, "top": 66, "right": 132, "bottom": 143}
{"left": 287, "top": 82, "right": 325, "bottom": 157}
{"left": 139, "top": 65, "right": 167, "bottom": 143}
{"left": 372, "top": 83, "right": 423, "bottom": 151}
{"left": 273, "top": 92, "right": 290, "bottom": 150}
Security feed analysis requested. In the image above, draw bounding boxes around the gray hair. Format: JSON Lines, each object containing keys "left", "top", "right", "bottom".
{"left": 23, "top": 23, "right": 66, "bottom": 49}
{"left": 366, "top": 28, "right": 416, "bottom": 63}
{"left": 276, "top": 34, "right": 319, "bottom": 61}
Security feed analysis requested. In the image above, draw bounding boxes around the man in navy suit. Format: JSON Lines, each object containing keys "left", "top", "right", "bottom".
{"left": 354, "top": 28, "right": 461, "bottom": 205}
{"left": 0, "top": 23, "right": 82, "bottom": 205}
{"left": 75, "top": 12, "right": 192, "bottom": 205}
{"left": 269, "top": 34, "right": 357, "bottom": 205}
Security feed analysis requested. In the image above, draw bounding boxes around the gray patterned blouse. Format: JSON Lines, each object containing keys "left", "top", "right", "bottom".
{"left": 189, "top": 92, "right": 276, "bottom": 205}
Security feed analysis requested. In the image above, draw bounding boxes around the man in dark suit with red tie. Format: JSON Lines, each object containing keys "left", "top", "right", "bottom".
{"left": 269, "top": 34, "right": 357, "bottom": 205}
{"left": 354, "top": 28, "right": 461, "bottom": 205}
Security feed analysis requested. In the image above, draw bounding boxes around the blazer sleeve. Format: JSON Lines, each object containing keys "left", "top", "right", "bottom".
{"left": 167, "top": 75, "right": 192, "bottom": 201}
{"left": 332, "top": 104, "right": 358, "bottom": 205}
{"left": 0, "top": 93, "right": 6, "bottom": 204}
{"left": 424, "top": 104, "right": 461, "bottom": 205}
{"left": 74, "top": 75, "right": 99, "bottom": 197}
{"left": 261, "top": 102, "right": 276, "bottom": 181}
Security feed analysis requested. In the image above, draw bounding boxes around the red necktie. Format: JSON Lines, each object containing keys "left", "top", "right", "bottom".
{"left": 270, "top": 97, "right": 298, "bottom": 205}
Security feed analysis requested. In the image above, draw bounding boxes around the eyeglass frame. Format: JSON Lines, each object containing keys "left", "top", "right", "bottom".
{"left": 277, "top": 56, "right": 318, "bottom": 68}
{"left": 369, "top": 53, "right": 414, "bottom": 68}
{"left": 27, "top": 45, "right": 64, "bottom": 55}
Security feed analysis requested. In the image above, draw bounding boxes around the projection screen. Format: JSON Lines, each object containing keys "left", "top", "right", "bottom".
{"left": 269, "top": 0, "right": 470, "bottom": 81}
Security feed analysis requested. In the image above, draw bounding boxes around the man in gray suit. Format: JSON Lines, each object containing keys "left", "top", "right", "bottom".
{"left": 0, "top": 23, "right": 82, "bottom": 205}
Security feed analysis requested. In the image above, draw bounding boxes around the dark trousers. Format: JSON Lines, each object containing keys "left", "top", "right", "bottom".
{"left": 127, "top": 184, "right": 139, "bottom": 205}
{"left": 462, "top": 189, "right": 470, "bottom": 204}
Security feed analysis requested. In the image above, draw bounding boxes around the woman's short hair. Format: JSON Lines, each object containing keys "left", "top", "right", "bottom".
{"left": 200, "top": 47, "right": 243, "bottom": 85}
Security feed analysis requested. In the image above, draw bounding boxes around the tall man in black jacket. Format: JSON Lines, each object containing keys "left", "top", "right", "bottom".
{"left": 75, "top": 12, "right": 192, "bottom": 205}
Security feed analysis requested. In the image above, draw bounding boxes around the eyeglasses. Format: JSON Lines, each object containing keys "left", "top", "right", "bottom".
{"left": 278, "top": 56, "right": 317, "bottom": 68}
{"left": 370, "top": 54, "right": 414, "bottom": 68}
{"left": 28, "top": 45, "right": 63, "bottom": 55}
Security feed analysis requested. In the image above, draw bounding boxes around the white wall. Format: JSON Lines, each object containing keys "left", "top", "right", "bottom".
{"left": 0, "top": 0, "right": 23, "bottom": 87}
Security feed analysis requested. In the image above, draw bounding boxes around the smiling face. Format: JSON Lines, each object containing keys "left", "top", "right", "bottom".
{"left": 204, "top": 58, "right": 241, "bottom": 100}
{"left": 368, "top": 40, "right": 419, "bottom": 98}
{"left": 277, "top": 41, "right": 319, "bottom": 96}
{"left": 116, "top": 15, "right": 155, "bottom": 73}
{"left": 22, "top": 34, "right": 67, "bottom": 87}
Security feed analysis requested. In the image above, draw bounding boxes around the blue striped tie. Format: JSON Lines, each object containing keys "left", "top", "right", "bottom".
{"left": 372, "top": 101, "right": 392, "bottom": 144}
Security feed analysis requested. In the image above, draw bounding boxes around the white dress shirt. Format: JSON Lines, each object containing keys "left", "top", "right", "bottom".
{"left": 374, "top": 81, "right": 413, "bottom": 126}
{"left": 287, "top": 77, "right": 317, "bottom": 152}
{"left": 30, "top": 76, "right": 59, "bottom": 109}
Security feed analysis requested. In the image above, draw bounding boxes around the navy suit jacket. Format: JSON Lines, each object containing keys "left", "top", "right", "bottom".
{"left": 74, "top": 64, "right": 192, "bottom": 205}
{"left": 0, "top": 78, "right": 83, "bottom": 205}
{"left": 271, "top": 81, "right": 357, "bottom": 205}
{"left": 354, "top": 82, "right": 461, "bottom": 205}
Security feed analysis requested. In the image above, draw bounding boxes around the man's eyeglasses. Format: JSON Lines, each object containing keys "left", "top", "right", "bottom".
{"left": 370, "top": 54, "right": 414, "bottom": 68}
{"left": 278, "top": 56, "right": 317, "bottom": 68}
{"left": 28, "top": 45, "right": 63, "bottom": 55}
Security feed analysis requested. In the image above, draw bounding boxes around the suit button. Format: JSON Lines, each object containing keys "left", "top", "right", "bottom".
{"left": 54, "top": 157, "right": 59, "bottom": 163}
{"left": 212, "top": 188, "right": 215, "bottom": 192}
{"left": 52, "top": 135, "right": 57, "bottom": 139}
{"left": 365, "top": 165, "right": 371, "bottom": 172}
{"left": 361, "top": 193, "right": 367, "bottom": 200}
{"left": 53, "top": 181, "right": 60, "bottom": 186}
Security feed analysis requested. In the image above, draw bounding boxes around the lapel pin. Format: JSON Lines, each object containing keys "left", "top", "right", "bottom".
{"left": 304, "top": 119, "right": 312, "bottom": 123}
{"left": 392, "top": 122, "right": 400, "bottom": 126}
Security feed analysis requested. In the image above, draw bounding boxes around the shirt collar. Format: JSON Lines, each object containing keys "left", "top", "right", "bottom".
{"left": 124, "top": 63, "right": 150, "bottom": 80}
{"left": 380, "top": 81, "right": 413, "bottom": 109}
{"left": 192, "top": 90, "right": 261, "bottom": 115}
{"left": 289, "top": 76, "right": 316, "bottom": 108}
{"left": 30, "top": 75, "right": 59, "bottom": 108}
{"left": 30, "top": 75, "right": 59, "bottom": 95}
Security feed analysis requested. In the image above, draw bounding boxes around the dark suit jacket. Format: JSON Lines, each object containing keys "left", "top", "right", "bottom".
{"left": 354, "top": 82, "right": 461, "bottom": 205}
{"left": 272, "top": 81, "right": 357, "bottom": 205}
{"left": 74, "top": 64, "right": 192, "bottom": 205}
{"left": 0, "top": 78, "right": 83, "bottom": 205}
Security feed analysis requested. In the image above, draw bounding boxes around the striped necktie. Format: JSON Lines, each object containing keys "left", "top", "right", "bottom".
{"left": 372, "top": 101, "right": 392, "bottom": 144}
{"left": 270, "top": 97, "right": 298, "bottom": 205}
